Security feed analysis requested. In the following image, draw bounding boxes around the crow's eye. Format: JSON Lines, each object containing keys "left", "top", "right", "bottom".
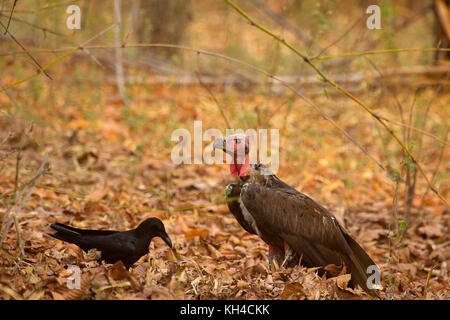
{"left": 235, "top": 139, "right": 241, "bottom": 144}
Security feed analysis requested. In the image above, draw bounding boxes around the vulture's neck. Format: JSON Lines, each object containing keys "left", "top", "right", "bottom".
{"left": 230, "top": 154, "right": 249, "bottom": 177}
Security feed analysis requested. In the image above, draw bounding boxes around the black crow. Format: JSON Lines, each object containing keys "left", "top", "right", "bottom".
{"left": 49, "top": 218, "right": 172, "bottom": 269}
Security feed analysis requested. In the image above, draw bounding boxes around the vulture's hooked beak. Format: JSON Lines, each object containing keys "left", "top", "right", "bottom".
{"left": 213, "top": 137, "right": 225, "bottom": 150}
{"left": 213, "top": 137, "right": 231, "bottom": 155}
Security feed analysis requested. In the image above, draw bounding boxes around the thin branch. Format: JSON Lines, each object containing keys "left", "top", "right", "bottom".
{"left": 1, "top": 152, "right": 48, "bottom": 229}
{"left": 375, "top": 114, "right": 449, "bottom": 146}
{"left": 0, "top": 149, "right": 16, "bottom": 161}
{"left": 0, "top": 153, "right": 49, "bottom": 256}
{"left": 224, "top": 0, "right": 448, "bottom": 207}
{"left": 0, "top": 19, "right": 52, "bottom": 80}
{"left": 250, "top": 0, "right": 309, "bottom": 46}
{"left": 113, "top": 0, "right": 126, "bottom": 103}
{"left": 3, "top": 0, "right": 17, "bottom": 35}
{"left": 417, "top": 71, "right": 450, "bottom": 161}
{"left": 419, "top": 127, "right": 449, "bottom": 207}
{"left": 0, "top": 0, "right": 73, "bottom": 14}
{"left": 12, "top": 215, "right": 24, "bottom": 258}
{"left": 1, "top": 46, "right": 449, "bottom": 60}
{"left": 312, "top": 13, "right": 365, "bottom": 60}
{"left": 364, "top": 56, "right": 406, "bottom": 138}
{"left": 195, "top": 71, "right": 231, "bottom": 128}
{"left": 0, "top": 12, "right": 65, "bottom": 37}
{"left": 12, "top": 150, "right": 20, "bottom": 198}
{"left": 312, "top": 48, "right": 450, "bottom": 61}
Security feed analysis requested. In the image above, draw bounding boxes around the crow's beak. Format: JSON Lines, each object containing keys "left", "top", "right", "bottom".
{"left": 213, "top": 137, "right": 225, "bottom": 151}
{"left": 160, "top": 232, "right": 172, "bottom": 248}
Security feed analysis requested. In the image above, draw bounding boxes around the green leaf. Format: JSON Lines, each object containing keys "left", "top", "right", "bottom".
{"left": 323, "top": 88, "right": 329, "bottom": 98}
{"left": 398, "top": 220, "right": 407, "bottom": 230}
{"left": 391, "top": 170, "right": 400, "bottom": 181}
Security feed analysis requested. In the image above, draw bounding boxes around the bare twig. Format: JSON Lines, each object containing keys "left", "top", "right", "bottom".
{"left": 195, "top": 71, "right": 231, "bottom": 128}
{"left": 393, "top": 177, "right": 400, "bottom": 237}
{"left": 419, "top": 127, "right": 449, "bottom": 208}
{"left": 404, "top": 93, "right": 418, "bottom": 225}
{"left": 312, "top": 48, "right": 450, "bottom": 61}
{"left": 3, "top": 0, "right": 17, "bottom": 35}
{"left": 364, "top": 56, "right": 406, "bottom": 132}
{"left": 0, "top": 153, "right": 49, "bottom": 258}
{"left": 423, "top": 265, "right": 436, "bottom": 296}
{"left": 0, "top": 149, "right": 16, "bottom": 160}
{"left": 0, "top": 19, "right": 52, "bottom": 80}
{"left": 312, "top": 13, "right": 365, "bottom": 60}
{"left": 374, "top": 115, "right": 449, "bottom": 146}
{"left": 0, "top": 12, "right": 65, "bottom": 36}
{"left": 12, "top": 150, "right": 20, "bottom": 198}
{"left": 250, "top": 0, "right": 309, "bottom": 46}
{"left": 2, "top": 46, "right": 449, "bottom": 61}
{"left": 417, "top": 71, "right": 450, "bottom": 161}
{"left": 113, "top": 0, "right": 126, "bottom": 104}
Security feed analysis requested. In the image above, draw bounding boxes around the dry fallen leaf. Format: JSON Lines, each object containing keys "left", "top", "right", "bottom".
{"left": 280, "top": 283, "right": 305, "bottom": 300}
{"left": 417, "top": 225, "right": 443, "bottom": 238}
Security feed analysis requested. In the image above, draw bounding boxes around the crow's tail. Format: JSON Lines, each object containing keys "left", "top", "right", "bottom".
{"left": 48, "top": 223, "right": 81, "bottom": 243}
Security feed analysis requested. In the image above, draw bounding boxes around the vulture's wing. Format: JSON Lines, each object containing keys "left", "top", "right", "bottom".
{"left": 240, "top": 182, "right": 379, "bottom": 297}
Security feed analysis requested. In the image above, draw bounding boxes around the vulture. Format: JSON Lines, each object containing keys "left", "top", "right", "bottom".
{"left": 213, "top": 134, "right": 380, "bottom": 297}
{"left": 48, "top": 218, "right": 172, "bottom": 269}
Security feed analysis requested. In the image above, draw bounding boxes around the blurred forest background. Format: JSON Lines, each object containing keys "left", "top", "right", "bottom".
{"left": 0, "top": 0, "right": 448, "bottom": 300}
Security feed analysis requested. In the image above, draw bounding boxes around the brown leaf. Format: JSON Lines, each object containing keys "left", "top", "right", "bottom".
{"left": 51, "top": 291, "right": 66, "bottom": 300}
{"left": 397, "top": 263, "right": 417, "bottom": 277}
{"left": 324, "top": 264, "right": 346, "bottom": 277}
{"left": 185, "top": 229, "right": 209, "bottom": 240}
{"left": 417, "top": 225, "right": 442, "bottom": 238}
{"left": 206, "top": 243, "right": 223, "bottom": 259}
{"left": 0, "top": 284, "right": 23, "bottom": 300}
{"left": 109, "top": 261, "right": 128, "bottom": 281}
{"left": 334, "top": 274, "right": 351, "bottom": 290}
{"left": 87, "top": 178, "right": 109, "bottom": 202}
{"left": 280, "top": 283, "right": 305, "bottom": 300}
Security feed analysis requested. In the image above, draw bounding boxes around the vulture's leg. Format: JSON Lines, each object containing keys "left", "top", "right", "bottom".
{"left": 282, "top": 244, "right": 299, "bottom": 268}
{"left": 268, "top": 245, "right": 284, "bottom": 267}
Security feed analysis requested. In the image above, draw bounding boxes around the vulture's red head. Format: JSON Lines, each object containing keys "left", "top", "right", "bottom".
{"left": 213, "top": 134, "right": 250, "bottom": 177}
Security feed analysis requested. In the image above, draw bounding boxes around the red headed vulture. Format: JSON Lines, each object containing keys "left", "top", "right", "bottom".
{"left": 213, "top": 133, "right": 380, "bottom": 298}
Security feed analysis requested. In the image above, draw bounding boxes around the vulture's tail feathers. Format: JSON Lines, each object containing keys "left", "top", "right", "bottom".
{"left": 345, "top": 234, "right": 380, "bottom": 298}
